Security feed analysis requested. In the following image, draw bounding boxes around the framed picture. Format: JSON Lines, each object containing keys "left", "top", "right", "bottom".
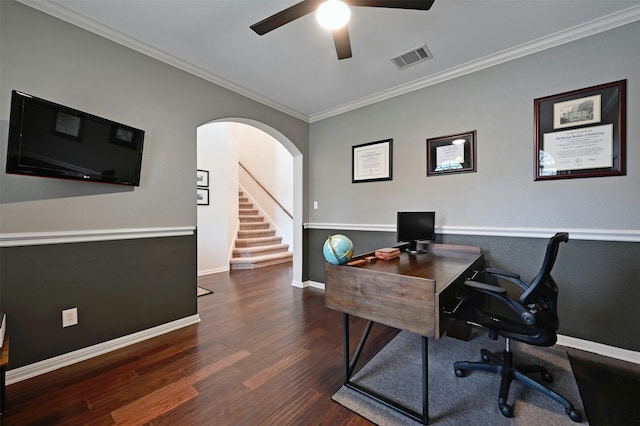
{"left": 352, "top": 139, "right": 393, "bottom": 183}
{"left": 197, "top": 188, "right": 209, "bottom": 205}
{"left": 197, "top": 169, "right": 209, "bottom": 187}
{"left": 534, "top": 80, "right": 626, "bottom": 180}
{"left": 426, "top": 131, "right": 476, "bottom": 176}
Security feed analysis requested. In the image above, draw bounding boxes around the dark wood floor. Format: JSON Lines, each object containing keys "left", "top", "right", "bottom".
{"left": 3, "top": 264, "right": 639, "bottom": 425}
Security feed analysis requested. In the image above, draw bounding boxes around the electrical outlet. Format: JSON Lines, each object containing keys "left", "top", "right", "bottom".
{"left": 62, "top": 308, "right": 78, "bottom": 328}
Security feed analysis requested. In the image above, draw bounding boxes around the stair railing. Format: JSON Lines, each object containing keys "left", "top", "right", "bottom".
{"left": 239, "top": 162, "right": 293, "bottom": 219}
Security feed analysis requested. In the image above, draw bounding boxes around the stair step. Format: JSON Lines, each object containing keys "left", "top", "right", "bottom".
{"left": 230, "top": 251, "right": 293, "bottom": 270}
{"left": 232, "top": 243, "right": 289, "bottom": 258}
{"left": 238, "top": 229, "right": 276, "bottom": 239}
{"left": 234, "top": 189, "right": 291, "bottom": 269}
{"left": 239, "top": 215, "right": 264, "bottom": 223}
{"left": 235, "top": 236, "right": 282, "bottom": 248}
{"left": 239, "top": 222, "right": 270, "bottom": 230}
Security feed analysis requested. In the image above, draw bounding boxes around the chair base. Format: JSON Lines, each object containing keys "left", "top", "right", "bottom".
{"left": 454, "top": 348, "right": 583, "bottom": 422}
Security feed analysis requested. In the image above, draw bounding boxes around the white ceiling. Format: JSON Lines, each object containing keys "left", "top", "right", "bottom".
{"left": 20, "top": 0, "right": 640, "bottom": 121}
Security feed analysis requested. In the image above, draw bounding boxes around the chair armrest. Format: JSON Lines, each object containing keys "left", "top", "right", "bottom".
{"left": 464, "top": 280, "right": 536, "bottom": 326}
{"left": 485, "top": 268, "right": 529, "bottom": 291}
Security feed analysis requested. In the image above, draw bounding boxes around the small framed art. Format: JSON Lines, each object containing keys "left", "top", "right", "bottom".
{"left": 197, "top": 169, "right": 209, "bottom": 187}
{"left": 197, "top": 188, "right": 209, "bottom": 205}
{"left": 426, "top": 131, "right": 476, "bottom": 176}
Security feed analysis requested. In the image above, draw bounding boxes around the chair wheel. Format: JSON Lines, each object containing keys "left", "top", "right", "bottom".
{"left": 454, "top": 368, "right": 466, "bottom": 378}
{"left": 541, "top": 371, "right": 554, "bottom": 382}
{"left": 499, "top": 402, "right": 514, "bottom": 418}
{"left": 566, "top": 407, "right": 583, "bottom": 422}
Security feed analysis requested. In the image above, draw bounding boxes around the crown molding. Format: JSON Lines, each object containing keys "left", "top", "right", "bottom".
{"left": 17, "top": 1, "right": 640, "bottom": 124}
{"left": 15, "top": 0, "right": 308, "bottom": 122}
{"left": 309, "top": 4, "right": 640, "bottom": 122}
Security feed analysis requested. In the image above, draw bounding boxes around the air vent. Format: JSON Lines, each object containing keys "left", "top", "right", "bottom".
{"left": 391, "top": 44, "right": 433, "bottom": 70}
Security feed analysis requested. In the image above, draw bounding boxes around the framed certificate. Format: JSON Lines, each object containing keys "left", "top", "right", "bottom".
{"left": 352, "top": 139, "right": 393, "bottom": 183}
{"left": 426, "top": 131, "right": 476, "bottom": 176}
{"left": 534, "top": 80, "right": 626, "bottom": 180}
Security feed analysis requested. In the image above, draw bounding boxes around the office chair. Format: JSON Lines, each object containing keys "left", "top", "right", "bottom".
{"left": 452, "top": 232, "right": 582, "bottom": 422}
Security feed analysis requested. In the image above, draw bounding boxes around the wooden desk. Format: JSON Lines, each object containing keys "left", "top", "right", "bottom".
{"left": 325, "top": 243, "right": 483, "bottom": 424}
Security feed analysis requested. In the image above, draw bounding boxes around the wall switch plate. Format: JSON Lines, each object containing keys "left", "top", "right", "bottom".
{"left": 62, "top": 308, "right": 78, "bottom": 327}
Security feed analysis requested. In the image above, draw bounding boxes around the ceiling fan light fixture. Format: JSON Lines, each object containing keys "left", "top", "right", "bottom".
{"left": 316, "top": 1, "right": 351, "bottom": 31}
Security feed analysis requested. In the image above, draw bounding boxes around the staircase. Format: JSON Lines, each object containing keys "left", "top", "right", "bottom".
{"left": 230, "top": 191, "right": 293, "bottom": 270}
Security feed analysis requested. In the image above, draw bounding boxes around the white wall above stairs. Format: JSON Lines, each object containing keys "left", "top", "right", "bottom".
{"left": 197, "top": 122, "right": 294, "bottom": 276}
{"left": 197, "top": 123, "right": 239, "bottom": 275}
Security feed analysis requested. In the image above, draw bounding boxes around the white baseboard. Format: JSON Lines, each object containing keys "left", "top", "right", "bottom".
{"left": 557, "top": 334, "right": 640, "bottom": 365}
{"left": 305, "top": 280, "right": 325, "bottom": 290}
{"left": 291, "top": 279, "right": 305, "bottom": 288}
{"left": 198, "top": 266, "right": 229, "bottom": 276}
{"left": 6, "top": 314, "right": 201, "bottom": 385}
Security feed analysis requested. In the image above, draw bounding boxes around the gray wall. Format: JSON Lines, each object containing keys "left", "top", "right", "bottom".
{"left": 1, "top": 236, "right": 197, "bottom": 369}
{"left": 1, "top": 1, "right": 309, "bottom": 233}
{"left": 307, "top": 22, "right": 640, "bottom": 352}
{"left": 0, "top": 1, "right": 309, "bottom": 369}
{"left": 308, "top": 23, "right": 639, "bottom": 229}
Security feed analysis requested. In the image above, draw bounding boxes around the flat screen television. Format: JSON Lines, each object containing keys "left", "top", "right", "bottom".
{"left": 6, "top": 90, "right": 144, "bottom": 186}
{"left": 397, "top": 211, "right": 435, "bottom": 254}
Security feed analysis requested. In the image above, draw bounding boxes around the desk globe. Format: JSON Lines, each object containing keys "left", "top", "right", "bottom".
{"left": 323, "top": 234, "right": 353, "bottom": 265}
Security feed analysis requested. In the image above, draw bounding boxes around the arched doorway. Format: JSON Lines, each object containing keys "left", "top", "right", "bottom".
{"left": 196, "top": 119, "right": 303, "bottom": 287}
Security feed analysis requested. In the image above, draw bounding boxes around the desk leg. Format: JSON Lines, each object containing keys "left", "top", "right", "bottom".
{"left": 342, "top": 313, "right": 429, "bottom": 424}
{"left": 343, "top": 313, "right": 349, "bottom": 384}
{"left": 422, "top": 335, "right": 428, "bottom": 424}
{"left": 343, "top": 314, "right": 374, "bottom": 382}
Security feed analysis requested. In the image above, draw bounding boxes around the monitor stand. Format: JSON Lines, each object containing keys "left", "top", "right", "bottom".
{"left": 404, "top": 241, "right": 428, "bottom": 254}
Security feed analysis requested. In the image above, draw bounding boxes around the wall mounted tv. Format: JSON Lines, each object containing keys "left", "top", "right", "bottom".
{"left": 6, "top": 90, "right": 145, "bottom": 186}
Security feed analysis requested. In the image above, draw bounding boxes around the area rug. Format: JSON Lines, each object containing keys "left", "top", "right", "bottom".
{"left": 332, "top": 330, "right": 587, "bottom": 425}
{"left": 197, "top": 286, "right": 213, "bottom": 297}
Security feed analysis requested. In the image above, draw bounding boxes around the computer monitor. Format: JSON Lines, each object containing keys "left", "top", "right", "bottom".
{"left": 397, "top": 211, "right": 435, "bottom": 254}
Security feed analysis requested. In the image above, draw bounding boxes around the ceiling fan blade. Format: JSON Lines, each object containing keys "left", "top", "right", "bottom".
{"left": 332, "top": 26, "right": 352, "bottom": 60}
{"left": 250, "top": 0, "right": 323, "bottom": 35}
{"left": 347, "top": 0, "right": 435, "bottom": 10}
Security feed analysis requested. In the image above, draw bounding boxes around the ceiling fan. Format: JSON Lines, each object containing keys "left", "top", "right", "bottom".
{"left": 250, "top": 0, "right": 435, "bottom": 60}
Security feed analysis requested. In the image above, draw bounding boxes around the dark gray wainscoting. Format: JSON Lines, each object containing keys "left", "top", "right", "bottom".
{"left": 308, "top": 228, "right": 639, "bottom": 353}
{"left": 0, "top": 234, "right": 197, "bottom": 369}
